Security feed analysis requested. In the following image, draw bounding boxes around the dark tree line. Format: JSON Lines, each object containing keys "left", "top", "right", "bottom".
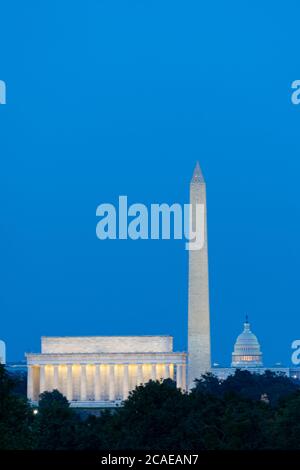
{"left": 1, "top": 364, "right": 300, "bottom": 450}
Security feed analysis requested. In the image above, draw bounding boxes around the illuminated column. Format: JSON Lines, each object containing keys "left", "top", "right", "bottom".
{"left": 176, "top": 364, "right": 183, "bottom": 389}
{"left": 27, "top": 365, "right": 34, "bottom": 400}
{"left": 94, "top": 364, "right": 101, "bottom": 401}
{"left": 151, "top": 364, "right": 156, "bottom": 381}
{"left": 123, "top": 364, "right": 129, "bottom": 400}
{"left": 108, "top": 365, "right": 115, "bottom": 401}
{"left": 163, "top": 364, "right": 170, "bottom": 379}
{"left": 80, "top": 365, "right": 87, "bottom": 401}
{"left": 40, "top": 365, "right": 46, "bottom": 394}
{"left": 53, "top": 365, "right": 59, "bottom": 390}
{"left": 67, "top": 365, "right": 73, "bottom": 401}
{"left": 182, "top": 363, "right": 187, "bottom": 391}
{"left": 136, "top": 364, "right": 143, "bottom": 386}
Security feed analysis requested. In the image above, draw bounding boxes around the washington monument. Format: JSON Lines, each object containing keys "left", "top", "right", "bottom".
{"left": 188, "top": 162, "right": 211, "bottom": 388}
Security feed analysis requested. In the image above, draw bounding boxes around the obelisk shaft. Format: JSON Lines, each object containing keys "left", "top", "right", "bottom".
{"left": 188, "top": 162, "right": 211, "bottom": 388}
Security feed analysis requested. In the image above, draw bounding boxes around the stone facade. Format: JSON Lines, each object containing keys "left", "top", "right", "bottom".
{"left": 187, "top": 163, "right": 211, "bottom": 388}
{"left": 41, "top": 336, "right": 173, "bottom": 354}
{"left": 26, "top": 336, "right": 187, "bottom": 407}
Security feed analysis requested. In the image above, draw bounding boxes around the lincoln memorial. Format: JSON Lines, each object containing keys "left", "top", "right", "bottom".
{"left": 26, "top": 336, "right": 187, "bottom": 406}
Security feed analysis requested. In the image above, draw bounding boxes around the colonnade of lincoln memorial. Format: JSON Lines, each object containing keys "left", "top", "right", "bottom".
{"left": 27, "top": 361, "right": 187, "bottom": 404}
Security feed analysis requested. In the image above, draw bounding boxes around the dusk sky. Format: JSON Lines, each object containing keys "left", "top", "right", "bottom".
{"left": 1, "top": 1, "right": 300, "bottom": 365}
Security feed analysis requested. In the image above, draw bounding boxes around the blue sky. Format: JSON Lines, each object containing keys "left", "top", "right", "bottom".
{"left": 0, "top": 1, "right": 300, "bottom": 365}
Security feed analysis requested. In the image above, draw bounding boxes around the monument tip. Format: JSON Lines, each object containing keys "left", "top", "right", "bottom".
{"left": 191, "top": 161, "right": 205, "bottom": 184}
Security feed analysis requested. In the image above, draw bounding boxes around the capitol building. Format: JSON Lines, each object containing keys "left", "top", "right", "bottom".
{"left": 231, "top": 317, "right": 263, "bottom": 368}
{"left": 212, "top": 317, "right": 290, "bottom": 380}
{"left": 25, "top": 163, "right": 299, "bottom": 406}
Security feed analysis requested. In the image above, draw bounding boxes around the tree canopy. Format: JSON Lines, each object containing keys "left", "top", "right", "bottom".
{"left": 1, "top": 364, "right": 300, "bottom": 450}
